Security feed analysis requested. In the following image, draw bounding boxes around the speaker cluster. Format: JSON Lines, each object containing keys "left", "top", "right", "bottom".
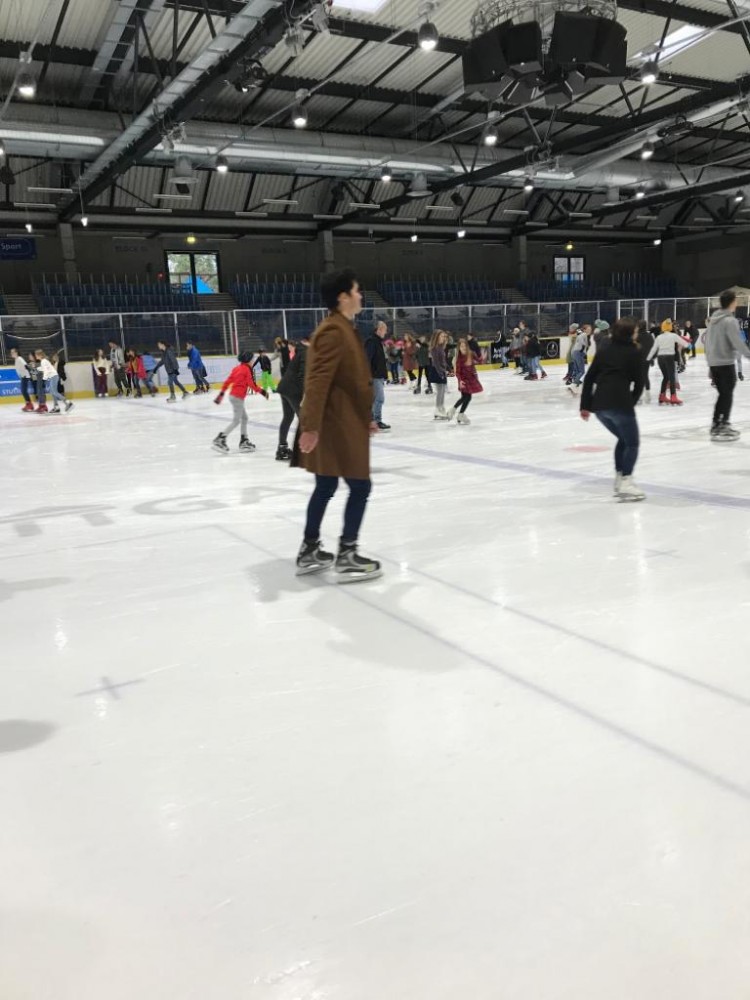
{"left": 463, "top": 13, "right": 627, "bottom": 107}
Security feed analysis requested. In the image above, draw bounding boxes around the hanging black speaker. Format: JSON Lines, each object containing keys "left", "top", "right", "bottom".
{"left": 462, "top": 21, "right": 512, "bottom": 98}
{"left": 587, "top": 19, "right": 627, "bottom": 84}
{"left": 548, "top": 12, "right": 601, "bottom": 68}
{"left": 502, "top": 20, "right": 543, "bottom": 75}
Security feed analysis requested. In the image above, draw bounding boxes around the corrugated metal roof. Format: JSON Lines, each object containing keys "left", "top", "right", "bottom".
{"left": 205, "top": 170, "right": 252, "bottom": 212}
{"left": 377, "top": 50, "right": 455, "bottom": 91}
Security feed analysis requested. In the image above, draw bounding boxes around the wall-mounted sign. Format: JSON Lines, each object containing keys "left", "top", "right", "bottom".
{"left": 0, "top": 237, "right": 37, "bottom": 261}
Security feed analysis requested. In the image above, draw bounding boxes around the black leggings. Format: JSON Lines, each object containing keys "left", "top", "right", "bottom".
{"left": 278, "top": 395, "right": 299, "bottom": 445}
{"left": 658, "top": 357, "right": 677, "bottom": 395}
{"left": 453, "top": 393, "right": 472, "bottom": 413}
{"left": 416, "top": 365, "right": 427, "bottom": 386}
{"left": 642, "top": 363, "right": 651, "bottom": 391}
{"left": 711, "top": 364, "right": 736, "bottom": 425}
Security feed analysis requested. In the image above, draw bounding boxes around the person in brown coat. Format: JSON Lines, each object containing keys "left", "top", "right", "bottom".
{"left": 295, "top": 269, "right": 382, "bottom": 582}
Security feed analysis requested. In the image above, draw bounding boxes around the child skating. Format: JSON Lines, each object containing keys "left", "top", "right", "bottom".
{"left": 448, "top": 338, "right": 483, "bottom": 423}
{"left": 212, "top": 352, "right": 268, "bottom": 454}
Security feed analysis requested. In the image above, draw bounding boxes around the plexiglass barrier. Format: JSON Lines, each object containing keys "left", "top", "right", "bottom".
{"left": 1, "top": 298, "right": 742, "bottom": 366}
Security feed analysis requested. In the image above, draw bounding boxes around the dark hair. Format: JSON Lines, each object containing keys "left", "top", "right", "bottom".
{"left": 720, "top": 289, "right": 736, "bottom": 309}
{"left": 320, "top": 268, "right": 357, "bottom": 311}
{"left": 238, "top": 351, "right": 252, "bottom": 364}
{"left": 610, "top": 318, "right": 637, "bottom": 343}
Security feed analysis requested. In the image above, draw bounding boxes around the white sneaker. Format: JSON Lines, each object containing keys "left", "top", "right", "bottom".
{"left": 613, "top": 472, "right": 622, "bottom": 495}
{"left": 456, "top": 413, "right": 471, "bottom": 425}
{"left": 617, "top": 476, "right": 646, "bottom": 502}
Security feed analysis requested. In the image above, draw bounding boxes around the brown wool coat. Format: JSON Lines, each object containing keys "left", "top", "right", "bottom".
{"left": 299, "top": 311, "right": 374, "bottom": 479}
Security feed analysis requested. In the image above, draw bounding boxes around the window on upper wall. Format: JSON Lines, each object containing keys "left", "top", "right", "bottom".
{"left": 554, "top": 256, "right": 585, "bottom": 285}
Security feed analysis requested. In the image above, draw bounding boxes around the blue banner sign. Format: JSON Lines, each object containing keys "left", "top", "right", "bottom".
{"left": 0, "top": 237, "right": 37, "bottom": 260}
{"left": 0, "top": 368, "right": 21, "bottom": 398}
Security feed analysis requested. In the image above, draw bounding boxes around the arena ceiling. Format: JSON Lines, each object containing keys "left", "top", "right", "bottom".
{"left": 3, "top": 0, "right": 750, "bottom": 246}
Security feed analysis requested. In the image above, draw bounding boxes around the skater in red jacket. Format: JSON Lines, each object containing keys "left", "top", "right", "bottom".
{"left": 212, "top": 352, "right": 268, "bottom": 454}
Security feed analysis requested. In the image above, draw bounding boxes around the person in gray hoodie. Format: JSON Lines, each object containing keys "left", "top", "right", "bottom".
{"left": 703, "top": 289, "right": 750, "bottom": 441}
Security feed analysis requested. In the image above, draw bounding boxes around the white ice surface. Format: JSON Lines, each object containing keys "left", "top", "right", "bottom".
{"left": 1, "top": 362, "right": 750, "bottom": 1000}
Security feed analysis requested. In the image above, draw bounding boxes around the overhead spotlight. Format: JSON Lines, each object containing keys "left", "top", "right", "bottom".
{"left": 216, "top": 155, "right": 229, "bottom": 174}
{"left": 635, "top": 187, "right": 646, "bottom": 199}
{"left": 381, "top": 165, "right": 392, "bottom": 183}
{"left": 410, "top": 233, "right": 419, "bottom": 242}
{"left": 565, "top": 240, "right": 574, "bottom": 251}
{"left": 291, "top": 89, "right": 308, "bottom": 128}
{"left": 186, "top": 233, "right": 197, "bottom": 245}
{"left": 310, "top": 1, "right": 330, "bottom": 34}
{"left": 640, "top": 141, "right": 655, "bottom": 160}
{"left": 17, "top": 71, "right": 36, "bottom": 99}
{"left": 284, "top": 25, "right": 305, "bottom": 57}
{"left": 653, "top": 237, "right": 662, "bottom": 246}
{"left": 639, "top": 61, "right": 658, "bottom": 85}
{"left": 0, "top": 140, "right": 5, "bottom": 159}
{"left": 418, "top": 20, "right": 439, "bottom": 52}
{"left": 523, "top": 176, "right": 535, "bottom": 193}
{"left": 735, "top": 189, "right": 745, "bottom": 203}
{"left": 81, "top": 216, "right": 89, "bottom": 227}
{"left": 25, "top": 222, "right": 33, "bottom": 233}
{"left": 484, "top": 125, "right": 499, "bottom": 147}
{"left": 406, "top": 173, "right": 430, "bottom": 198}
{"left": 457, "top": 227, "right": 466, "bottom": 239}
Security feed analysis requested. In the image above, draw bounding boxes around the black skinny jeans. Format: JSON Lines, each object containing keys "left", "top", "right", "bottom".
{"left": 453, "top": 392, "right": 472, "bottom": 413}
{"left": 658, "top": 356, "right": 677, "bottom": 395}
{"left": 278, "top": 395, "right": 299, "bottom": 445}
{"left": 710, "top": 364, "right": 737, "bottom": 425}
{"left": 304, "top": 476, "right": 372, "bottom": 546}
{"left": 642, "top": 363, "right": 651, "bottom": 392}
{"left": 416, "top": 365, "right": 428, "bottom": 386}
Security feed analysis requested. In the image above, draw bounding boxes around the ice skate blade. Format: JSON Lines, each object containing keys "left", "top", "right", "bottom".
{"left": 335, "top": 568, "right": 383, "bottom": 584}
{"left": 295, "top": 563, "right": 331, "bottom": 577}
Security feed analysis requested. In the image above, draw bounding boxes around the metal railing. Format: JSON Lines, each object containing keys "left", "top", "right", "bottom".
{"left": 0, "top": 296, "right": 734, "bottom": 365}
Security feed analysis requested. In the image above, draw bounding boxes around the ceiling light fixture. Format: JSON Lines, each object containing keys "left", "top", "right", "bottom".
{"left": 640, "top": 61, "right": 658, "bottom": 85}
{"left": 186, "top": 233, "right": 197, "bottom": 245}
{"left": 17, "top": 50, "right": 36, "bottom": 99}
{"left": 640, "top": 141, "right": 655, "bottom": 160}
{"left": 381, "top": 165, "right": 392, "bottom": 182}
{"left": 81, "top": 215, "right": 89, "bottom": 227}
{"left": 410, "top": 233, "right": 419, "bottom": 242}
{"left": 523, "top": 176, "right": 534, "bottom": 193}
{"left": 0, "top": 139, "right": 5, "bottom": 159}
{"left": 418, "top": 21, "right": 439, "bottom": 51}
{"left": 457, "top": 227, "right": 466, "bottom": 238}
{"left": 565, "top": 240, "right": 574, "bottom": 251}
{"left": 635, "top": 187, "right": 646, "bottom": 199}
{"left": 25, "top": 222, "right": 33, "bottom": 233}
{"left": 406, "top": 172, "right": 430, "bottom": 198}
{"left": 216, "top": 155, "right": 229, "bottom": 174}
{"left": 291, "top": 90, "right": 308, "bottom": 128}
{"left": 284, "top": 25, "right": 305, "bottom": 57}
{"left": 735, "top": 189, "right": 745, "bottom": 203}
{"left": 484, "top": 125, "right": 499, "bottom": 146}
{"left": 653, "top": 237, "right": 662, "bottom": 245}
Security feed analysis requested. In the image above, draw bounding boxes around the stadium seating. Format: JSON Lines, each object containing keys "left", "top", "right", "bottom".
{"left": 378, "top": 276, "right": 507, "bottom": 306}
{"left": 609, "top": 272, "right": 682, "bottom": 298}
{"left": 33, "top": 280, "right": 201, "bottom": 314}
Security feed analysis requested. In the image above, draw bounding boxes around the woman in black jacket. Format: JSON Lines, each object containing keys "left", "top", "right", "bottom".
{"left": 634, "top": 320, "right": 654, "bottom": 404}
{"left": 275, "top": 338, "right": 308, "bottom": 460}
{"left": 580, "top": 318, "right": 646, "bottom": 502}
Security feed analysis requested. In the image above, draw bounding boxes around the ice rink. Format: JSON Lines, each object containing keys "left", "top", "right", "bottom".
{"left": 2, "top": 359, "right": 750, "bottom": 1000}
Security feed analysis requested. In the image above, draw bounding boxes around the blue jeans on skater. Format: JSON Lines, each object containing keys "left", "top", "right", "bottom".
{"left": 596, "top": 409, "right": 639, "bottom": 476}
{"left": 304, "top": 476, "right": 372, "bottom": 545}
{"left": 372, "top": 377, "right": 385, "bottom": 423}
{"left": 167, "top": 372, "right": 187, "bottom": 396}
{"left": 572, "top": 350, "right": 586, "bottom": 384}
{"left": 526, "top": 356, "right": 539, "bottom": 378}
